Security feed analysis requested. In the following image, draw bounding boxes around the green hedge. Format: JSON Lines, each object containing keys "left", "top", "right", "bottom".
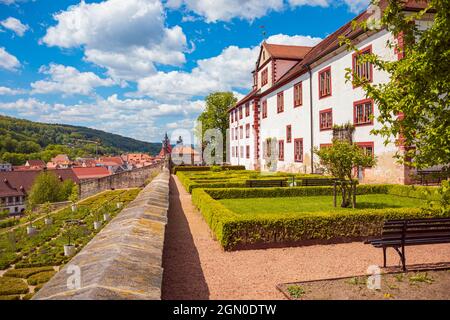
{"left": 191, "top": 187, "right": 442, "bottom": 250}
{"left": 203, "top": 184, "right": 392, "bottom": 199}
{"left": 173, "top": 165, "right": 246, "bottom": 174}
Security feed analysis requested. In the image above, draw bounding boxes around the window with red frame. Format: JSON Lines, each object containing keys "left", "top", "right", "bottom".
{"left": 357, "top": 142, "right": 374, "bottom": 159}
{"left": 231, "top": 146, "right": 235, "bottom": 157}
{"left": 239, "top": 106, "right": 243, "bottom": 119}
{"left": 352, "top": 46, "right": 373, "bottom": 84}
{"left": 286, "top": 125, "right": 292, "bottom": 143}
{"left": 262, "top": 100, "right": 267, "bottom": 118}
{"left": 240, "top": 146, "right": 244, "bottom": 158}
{"left": 261, "top": 68, "right": 268, "bottom": 86}
{"left": 354, "top": 99, "right": 373, "bottom": 126}
{"left": 234, "top": 109, "right": 237, "bottom": 122}
{"left": 245, "top": 103, "right": 250, "bottom": 117}
{"left": 239, "top": 125, "right": 243, "bottom": 139}
{"left": 319, "top": 67, "right": 332, "bottom": 98}
{"left": 246, "top": 145, "right": 250, "bottom": 159}
{"left": 245, "top": 123, "right": 250, "bottom": 138}
{"left": 319, "top": 109, "right": 333, "bottom": 130}
{"left": 234, "top": 127, "right": 238, "bottom": 140}
{"left": 278, "top": 140, "right": 284, "bottom": 161}
{"left": 277, "top": 91, "right": 284, "bottom": 113}
{"left": 294, "top": 82, "right": 302, "bottom": 107}
{"left": 230, "top": 113, "right": 233, "bottom": 123}
{"left": 231, "top": 128, "right": 234, "bottom": 140}
{"left": 294, "top": 138, "right": 303, "bottom": 162}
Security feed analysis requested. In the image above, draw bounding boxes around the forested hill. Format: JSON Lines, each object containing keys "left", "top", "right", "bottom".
{"left": 0, "top": 115, "right": 161, "bottom": 165}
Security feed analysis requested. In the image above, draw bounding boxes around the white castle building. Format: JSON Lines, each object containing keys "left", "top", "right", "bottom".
{"left": 228, "top": 0, "right": 434, "bottom": 184}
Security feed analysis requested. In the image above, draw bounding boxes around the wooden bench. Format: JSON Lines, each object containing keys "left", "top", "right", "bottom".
{"left": 365, "top": 218, "right": 450, "bottom": 271}
{"left": 298, "top": 178, "right": 337, "bottom": 186}
{"left": 245, "top": 179, "right": 287, "bottom": 188}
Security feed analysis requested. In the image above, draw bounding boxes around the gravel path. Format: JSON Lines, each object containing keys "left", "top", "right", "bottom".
{"left": 161, "top": 175, "right": 450, "bottom": 300}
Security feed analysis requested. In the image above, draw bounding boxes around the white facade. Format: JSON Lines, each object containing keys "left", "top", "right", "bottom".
{"left": 0, "top": 163, "right": 12, "bottom": 172}
{"left": 229, "top": 9, "right": 430, "bottom": 184}
{"left": 0, "top": 195, "right": 26, "bottom": 214}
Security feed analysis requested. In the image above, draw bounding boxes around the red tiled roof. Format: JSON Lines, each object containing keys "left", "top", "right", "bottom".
{"left": 232, "top": 89, "right": 259, "bottom": 110}
{"left": 0, "top": 169, "right": 80, "bottom": 198}
{"left": 99, "top": 156, "right": 124, "bottom": 165}
{"left": 264, "top": 43, "right": 312, "bottom": 60}
{"left": 72, "top": 167, "right": 111, "bottom": 180}
{"left": 26, "top": 160, "right": 46, "bottom": 167}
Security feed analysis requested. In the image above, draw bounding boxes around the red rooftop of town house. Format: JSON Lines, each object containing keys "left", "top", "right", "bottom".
{"left": 25, "top": 159, "right": 46, "bottom": 168}
{"left": 72, "top": 167, "right": 111, "bottom": 180}
{"left": 98, "top": 156, "right": 124, "bottom": 166}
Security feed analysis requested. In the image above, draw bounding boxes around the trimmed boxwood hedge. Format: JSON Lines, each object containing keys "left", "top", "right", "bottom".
{"left": 173, "top": 165, "right": 246, "bottom": 174}
{"left": 191, "top": 185, "right": 443, "bottom": 250}
{"left": 0, "top": 277, "right": 29, "bottom": 295}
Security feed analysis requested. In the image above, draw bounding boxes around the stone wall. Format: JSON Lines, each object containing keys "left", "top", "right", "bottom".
{"left": 79, "top": 163, "right": 162, "bottom": 199}
{"left": 33, "top": 168, "right": 170, "bottom": 300}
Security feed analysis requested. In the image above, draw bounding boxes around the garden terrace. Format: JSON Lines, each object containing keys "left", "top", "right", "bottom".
{"left": 0, "top": 188, "right": 140, "bottom": 300}
{"left": 191, "top": 184, "right": 445, "bottom": 250}
{"left": 177, "top": 169, "right": 331, "bottom": 193}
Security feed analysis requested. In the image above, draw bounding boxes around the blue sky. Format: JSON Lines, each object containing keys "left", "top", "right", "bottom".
{"left": 0, "top": 0, "right": 369, "bottom": 143}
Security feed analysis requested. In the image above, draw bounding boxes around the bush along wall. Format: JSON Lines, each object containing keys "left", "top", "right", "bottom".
{"left": 191, "top": 186, "right": 444, "bottom": 250}
{"left": 172, "top": 165, "right": 246, "bottom": 174}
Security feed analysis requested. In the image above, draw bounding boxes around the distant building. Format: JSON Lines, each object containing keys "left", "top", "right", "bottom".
{"left": 25, "top": 160, "right": 46, "bottom": 170}
{"left": 171, "top": 145, "right": 201, "bottom": 165}
{"left": 72, "top": 167, "right": 111, "bottom": 180}
{"left": 0, "top": 162, "right": 12, "bottom": 172}
{"left": 74, "top": 158, "right": 97, "bottom": 168}
{"left": 0, "top": 169, "right": 79, "bottom": 214}
{"left": 47, "top": 154, "right": 72, "bottom": 169}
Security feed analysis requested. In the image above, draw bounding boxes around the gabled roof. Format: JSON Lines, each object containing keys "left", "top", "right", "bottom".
{"left": 72, "top": 167, "right": 111, "bottom": 180}
{"left": 98, "top": 156, "right": 124, "bottom": 165}
{"left": 26, "top": 160, "right": 46, "bottom": 167}
{"left": 0, "top": 169, "right": 80, "bottom": 198}
{"left": 264, "top": 43, "right": 313, "bottom": 60}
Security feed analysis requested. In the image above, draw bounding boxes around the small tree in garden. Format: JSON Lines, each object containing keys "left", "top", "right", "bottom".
{"left": 41, "top": 201, "right": 52, "bottom": 221}
{"left": 315, "top": 139, "right": 376, "bottom": 207}
{"left": 68, "top": 185, "right": 79, "bottom": 206}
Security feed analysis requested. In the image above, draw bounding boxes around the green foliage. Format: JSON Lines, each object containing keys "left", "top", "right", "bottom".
{"left": 68, "top": 185, "right": 79, "bottom": 204}
{"left": 27, "top": 270, "right": 56, "bottom": 286}
{"left": 27, "top": 172, "right": 74, "bottom": 206}
{"left": 195, "top": 92, "right": 238, "bottom": 160}
{"left": 3, "top": 266, "right": 54, "bottom": 278}
{"left": 0, "top": 115, "right": 161, "bottom": 165}
{"left": 341, "top": 0, "right": 450, "bottom": 168}
{"left": 173, "top": 165, "right": 245, "bottom": 174}
{"left": 0, "top": 277, "right": 29, "bottom": 295}
{"left": 423, "top": 180, "right": 450, "bottom": 215}
{"left": 315, "top": 139, "right": 375, "bottom": 207}
{"left": 287, "top": 285, "right": 305, "bottom": 299}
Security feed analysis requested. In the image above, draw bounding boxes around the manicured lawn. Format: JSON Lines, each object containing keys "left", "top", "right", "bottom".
{"left": 219, "top": 194, "right": 426, "bottom": 216}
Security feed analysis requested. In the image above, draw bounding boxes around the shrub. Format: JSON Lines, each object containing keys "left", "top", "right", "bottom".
{"left": 0, "top": 295, "right": 21, "bottom": 300}
{"left": 0, "top": 277, "right": 29, "bottom": 295}
{"left": 173, "top": 165, "right": 246, "bottom": 174}
{"left": 27, "top": 270, "right": 56, "bottom": 285}
{"left": 3, "top": 266, "right": 54, "bottom": 279}
{"left": 192, "top": 188, "right": 444, "bottom": 250}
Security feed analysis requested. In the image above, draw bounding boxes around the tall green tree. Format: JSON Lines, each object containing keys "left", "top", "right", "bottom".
{"left": 27, "top": 171, "right": 74, "bottom": 206}
{"left": 341, "top": 0, "right": 450, "bottom": 168}
{"left": 196, "top": 92, "right": 237, "bottom": 162}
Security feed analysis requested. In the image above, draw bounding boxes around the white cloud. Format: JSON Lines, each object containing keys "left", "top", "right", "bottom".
{"left": 0, "top": 0, "right": 17, "bottom": 4}
{"left": 168, "top": 0, "right": 371, "bottom": 22}
{"left": 136, "top": 45, "right": 258, "bottom": 101}
{"left": 136, "top": 33, "right": 321, "bottom": 101}
{"left": 1, "top": 17, "right": 29, "bottom": 36}
{"left": 266, "top": 33, "right": 322, "bottom": 46}
{"left": 166, "top": 0, "right": 284, "bottom": 22}
{"left": 30, "top": 64, "right": 116, "bottom": 96}
{"left": 287, "top": 0, "right": 331, "bottom": 8}
{"left": 42, "top": 0, "right": 188, "bottom": 81}
{"left": 0, "top": 96, "right": 204, "bottom": 141}
{"left": 343, "top": 0, "right": 370, "bottom": 14}
{"left": 0, "top": 47, "right": 20, "bottom": 71}
{"left": 0, "top": 86, "right": 25, "bottom": 95}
